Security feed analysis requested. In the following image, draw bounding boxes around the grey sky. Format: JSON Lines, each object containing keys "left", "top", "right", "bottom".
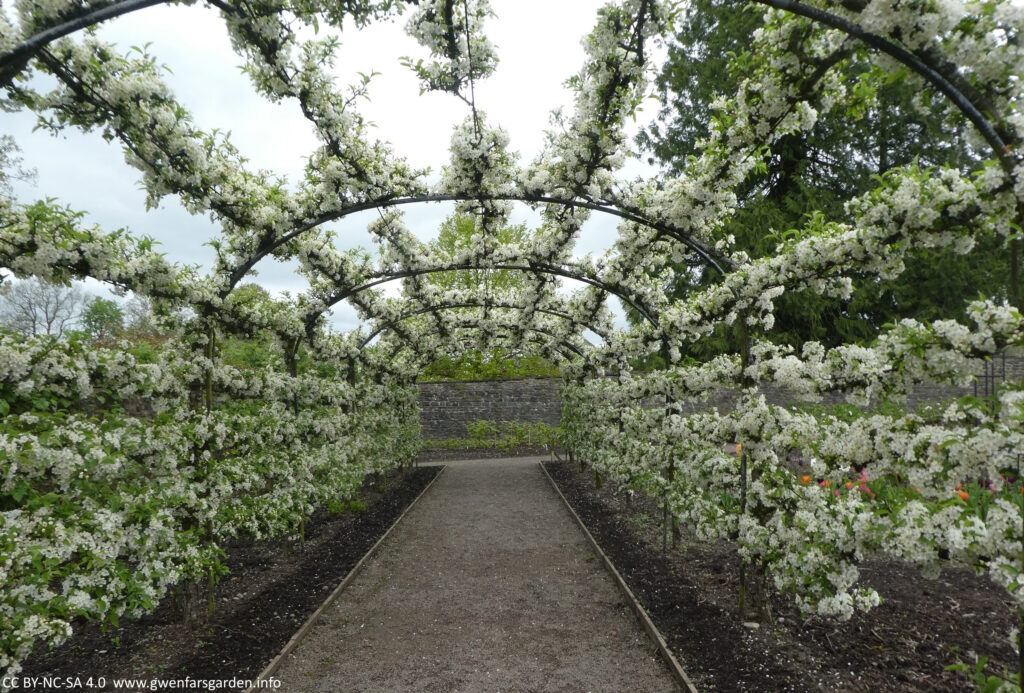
{"left": 4, "top": 1, "right": 664, "bottom": 332}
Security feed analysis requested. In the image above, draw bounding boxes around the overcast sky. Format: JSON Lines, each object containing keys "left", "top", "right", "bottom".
{"left": 4, "top": 1, "right": 665, "bottom": 331}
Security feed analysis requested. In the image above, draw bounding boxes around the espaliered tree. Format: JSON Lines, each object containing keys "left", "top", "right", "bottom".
{"left": 2, "top": 0, "right": 1024, "bottom": 685}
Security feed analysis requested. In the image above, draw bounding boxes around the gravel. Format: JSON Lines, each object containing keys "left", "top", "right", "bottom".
{"left": 274, "top": 457, "right": 679, "bottom": 692}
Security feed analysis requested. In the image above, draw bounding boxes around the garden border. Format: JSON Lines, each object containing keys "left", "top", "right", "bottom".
{"left": 244, "top": 465, "right": 448, "bottom": 692}
{"left": 538, "top": 461, "right": 699, "bottom": 693}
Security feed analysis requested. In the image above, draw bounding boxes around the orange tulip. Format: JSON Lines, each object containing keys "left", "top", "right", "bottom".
{"left": 735, "top": 443, "right": 743, "bottom": 457}
{"left": 801, "top": 475, "right": 811, "bottom": 485}
{"left": 955, "top": 483, "right": 962, "bottom": 491}
{"left": 845, "top": 481, "right": 853, "bottom": 490}
{"left": 958, "top": 491, "right": 969, "bottom": 501}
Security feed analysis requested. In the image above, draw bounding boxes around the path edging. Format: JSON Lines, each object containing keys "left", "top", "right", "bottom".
{"left": 539, "top": 462, "right": 699, "bottom": 693}
{"left": 245, "top": 465, "right": 448, "bottom": 692}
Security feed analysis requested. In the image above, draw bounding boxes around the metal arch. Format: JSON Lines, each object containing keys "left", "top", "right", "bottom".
{"left": 0, "top": 0, "right": 168, "bottom": 85}
{"left": 356, "top": 301, "right": 612, "bottom": 351}
{"left": 381, "top": 326, "right": 588, "bottom": 367}
{"left": 5, "top": 1, "right": 1013, "bottom": 177}
{"left": 3, "top": 18, "right": 730, "bottom": 281}
{"left": 380, "top": 319, "right": 592, "bottom": 360}
{"left": 399, "top": 334, "right": 580, "bottom": 372}
{"left": 751, "top": 0, "right": 1016, "bottom": 170}
{"left": 314, "top": 261, "right": 659, "bottom": 329}
{"left": 229, "top": 193, "right": 730, "bottom": 289}
{"left": 14, "top": 0, "right": 1013, "bottom": 335}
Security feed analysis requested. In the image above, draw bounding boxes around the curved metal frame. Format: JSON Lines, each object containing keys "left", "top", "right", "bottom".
{"left": 356, "top": 300, "right": 612, "bottom": 350}
{"left": 380, "top": 324, "right": 589, "bottom": 366}
{"left": 377, "top": 317, "right": 591, "bottom": 358}
{"left": 4, "top": 0, "right": 1010, "bottom": 168}
{"left": 228, "top": 193, "right": 731, "bottom": 287}
{"left": 315, "top": 261, "right": 659, "bottom": 328}
{"left": 752, "top": 0, "right": 1017, "bottom": 170}
{"left": 0, "top": 0, "right": 167, "bottom": 84}
{"left": 394, "top": 335, "right": 579, "bottom": 375}
{"left": 4, "top": 0, "right": 1019, "bottom": 375}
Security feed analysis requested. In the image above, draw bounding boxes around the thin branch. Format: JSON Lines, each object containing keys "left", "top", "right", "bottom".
{"left": 461, "top": 0, "right": 480, "bottom": 139}
{"left": 228, "top": 192, "right": 730, "bottom": 289}
{"left": 358, "top": 300, "right": 612, "bottom": 349}
{"left": 753, "top": 0, "right": 1017, "bottom": 171}
{"left": 0, "top": 0, "right": 170, "bottom": 86}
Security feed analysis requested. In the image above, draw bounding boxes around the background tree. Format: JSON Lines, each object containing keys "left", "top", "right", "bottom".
{"left": 419, "top": 213, "right": 560, "bottom": 380}
{"left": 638, "top": 0, "right": 1007, "bottom": 354}
{"left": 81, "top": 296, "right": 124, "bottom": 343}
{"left": 220, "top": 284, "right": 281, "bottom": 370}
{"left": 428, "top": 213, "right": 529, "bottom": 293}
{"left": 123, "top": 295, "right": 160, "bottom": 336}
{"left": 0, "top": 277, "right": 85, "bottom": 337}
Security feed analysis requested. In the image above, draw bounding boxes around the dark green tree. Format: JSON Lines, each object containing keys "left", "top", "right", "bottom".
{"left": 639, "top": 0, "right": 1007, "bottom": 354}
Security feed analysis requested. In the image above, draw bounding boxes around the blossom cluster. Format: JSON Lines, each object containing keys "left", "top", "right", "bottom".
{"left": 0, "top": 332, "right": 420, "bottom": 679}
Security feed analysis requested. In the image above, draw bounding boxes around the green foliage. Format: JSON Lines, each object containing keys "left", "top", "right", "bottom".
{"left": 220, "top": 336, "right": 278, "bottom": 370}
{"left": 414, "top": 213, "right": 561, "bottom": 378}
{"left": 638, "top": 0, "right": 1006, "bottom": 357}
{"left": 298, "top": 344, "right": 341, "bottom": 379}
{"left": 418, "top": 348, "right": 559, "bottom": 381}
{"left": 327, "top": 497, "right": 368, "bottom": 515}
{"left": 429, "top": 419, "right": 558, "bottom": 453}
{"left": 466, "top": 419, "right": 498, "bottom": 439}
{"left": 638, "top": 0, "right": 761, "bottom": 173}
{"left": 791, "top": 393, "right": 999, "bottom": 428}
{"left": 126, "top": 340, "right": 160, "bottom": 364}
{"left": 946, "top": 657, "right": 1019, "bottom": 692}
{"left": 427, "top": 213, "right": 530, "bottom": 292}
{"left": 81, "top": 296, "right": 123, "bottom": 343}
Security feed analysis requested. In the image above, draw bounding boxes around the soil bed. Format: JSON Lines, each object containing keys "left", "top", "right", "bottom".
{"left": 544, "top": 460, "right": 1016, "bottom": 692}
{"left": 19, "top": 466, "right": 440, "bottom": 690}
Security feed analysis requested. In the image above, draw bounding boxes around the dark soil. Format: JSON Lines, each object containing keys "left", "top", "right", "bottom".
{"left": 18, "top": 466, "right": 440, "bottom": 690}
{"left": 544, "top": 461, "right": 1017, "bottom": 692}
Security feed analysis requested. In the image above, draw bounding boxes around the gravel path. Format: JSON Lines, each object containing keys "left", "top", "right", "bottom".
{"left": 274, "top": 457, "right": 679, "bottom": 692}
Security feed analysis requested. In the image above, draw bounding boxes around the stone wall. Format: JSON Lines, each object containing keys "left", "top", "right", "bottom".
{"left": 417, "top": 377, "right": 563, "bottom": 439}
{"left": 677, "top": 353, "right": 1023, "bottom": 413}
{"left": 416, "top": 354, "right": 1022, "bottom": 438}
